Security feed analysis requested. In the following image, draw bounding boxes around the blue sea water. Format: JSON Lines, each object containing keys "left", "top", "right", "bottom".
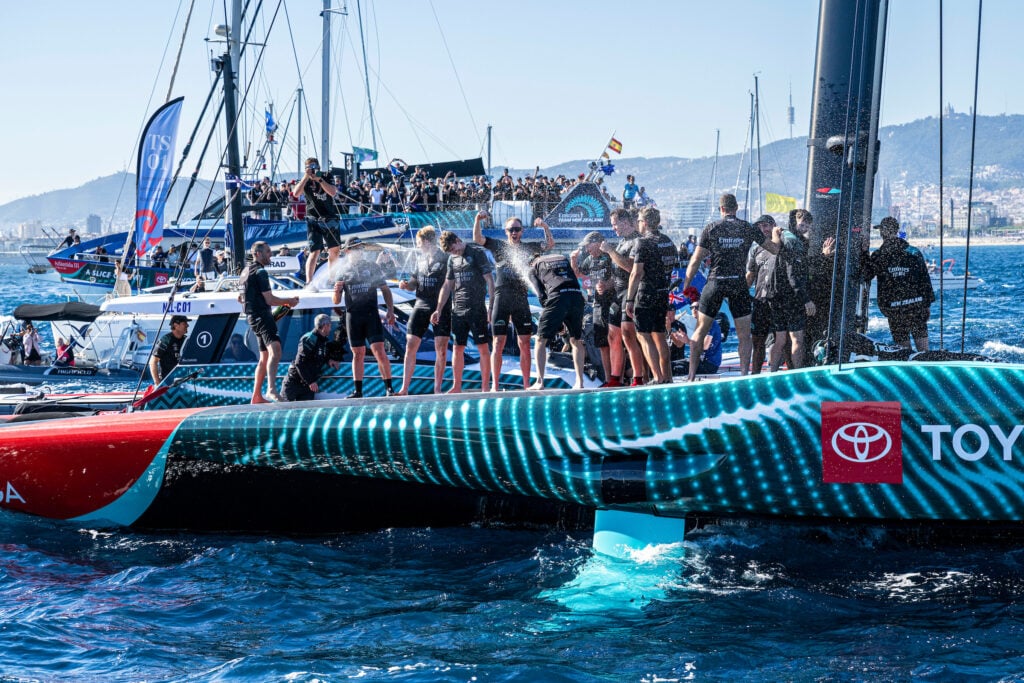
{"left": 3, "top": 248, "right": 1024, "bottom": 681}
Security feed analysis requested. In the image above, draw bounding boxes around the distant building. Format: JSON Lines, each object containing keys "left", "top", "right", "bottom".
{"left": 670, "top": 198, "right": 715, "bottom": 232}
{"left": 86, "top": 214, "right": 102, "bottom": 234}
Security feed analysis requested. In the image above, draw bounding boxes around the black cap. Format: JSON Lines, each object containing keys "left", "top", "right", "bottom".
{"left": 754, "top": 214, "right": 776, "bottom": 227}
{"left": 579, "top": 231, "right": 605, "bottom": 248}
{"left": 170, "top": 315, "right": 189, "bottom": 326}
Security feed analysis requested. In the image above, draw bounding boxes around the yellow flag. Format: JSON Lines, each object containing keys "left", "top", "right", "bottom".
{"left": 765, "top": 192, "right": 797, "bottom": 214}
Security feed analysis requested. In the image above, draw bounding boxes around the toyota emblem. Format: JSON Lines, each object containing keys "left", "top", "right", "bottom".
{"left": 831, "top": 422, "right": 892, "bottom": 463}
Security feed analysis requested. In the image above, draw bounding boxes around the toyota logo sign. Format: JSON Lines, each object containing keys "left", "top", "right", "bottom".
{"left": 831, "top": 422, "right": 892, "bottom": 463}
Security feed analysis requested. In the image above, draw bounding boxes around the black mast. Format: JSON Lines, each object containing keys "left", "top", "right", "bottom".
{"left": 216, "top": 50, "right": 246, "bottom": 272}
{"left": 804, "top": 0, "right": 889, "bottom": 362}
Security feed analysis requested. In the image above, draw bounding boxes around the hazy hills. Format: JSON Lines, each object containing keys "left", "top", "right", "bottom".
{"left": 3, "top": 113, "right": 1023, "bottom": 230}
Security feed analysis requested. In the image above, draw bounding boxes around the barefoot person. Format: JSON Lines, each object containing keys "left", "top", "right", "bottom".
{"left": 397, "top": 226, "right": 450, "bottom": 395}
{"left": 431, "top": 231, "right": 494, "bottom": 393}
{"left": 239, "top": 241, "right": 299, "bottom": 403}
{"left": 528, "top": 252, "right": 586, "bottom": 390}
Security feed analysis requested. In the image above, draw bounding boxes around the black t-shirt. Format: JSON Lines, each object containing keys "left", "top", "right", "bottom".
{"left": 652, "top": 231, "right": 679, "bottom": 289}
{"left": 446, "top": 242, "right": 493, "bottom": 313}
{"left": 578, "top": 252, "right": 616, "bottom": 305}
{"left": 746, "top": 244, "right": 776, "bottom": 301}
{"left": 413, "top": 249, "right": 450, "bottom": 308}
{"left": 529, "top": 254, "right": 580, "bottom": 306}
{"left": 334, "top": 259, "right": 386, "bottom": 312}
{"left": 304, "top": 179, "right": 340, "bottom": 220}
{"left": 612, "top": 233, "right": 641, "bottom": 295}
{"left": 482, "top": 237, "right": 545, "bottom": 292}
{"left": 239, "top": 262, "right": 272, "bottom": 317}
{"left": 862, "top": 238, "right": 935, "bottom": 315}
{"left": 698, "top": 215, "right": 767, "bottom": 281}
{"left": 635, "top": 234, "right": 669, "bottom": 307}
{"left": 154, "top": 332, "right": 184, "bottom": 378}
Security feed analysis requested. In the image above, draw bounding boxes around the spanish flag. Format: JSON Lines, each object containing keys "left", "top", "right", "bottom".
{"left": 765, "top": 192, "right": 798, "bottom": 213}
{"left": 607, "top": 137, "right": 623, "bottom": 154}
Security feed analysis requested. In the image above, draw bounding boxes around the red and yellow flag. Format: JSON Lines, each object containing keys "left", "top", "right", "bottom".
{"left": 607, "top": 137, "right": 623, "bottom": 154}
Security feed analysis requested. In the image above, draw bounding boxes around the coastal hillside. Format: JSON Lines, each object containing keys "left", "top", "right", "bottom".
{"left": 2, "top": 114, "right": 1022, "bottom": 230}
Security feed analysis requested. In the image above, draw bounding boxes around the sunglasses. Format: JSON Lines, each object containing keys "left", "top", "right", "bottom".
{"left": 506, "top": 226, "right": 523, "bottom": 233}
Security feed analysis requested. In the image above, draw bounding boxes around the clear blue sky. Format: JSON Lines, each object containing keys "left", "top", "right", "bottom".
{"left": 0, "top": 0, "right": 1020, "bottom": 206}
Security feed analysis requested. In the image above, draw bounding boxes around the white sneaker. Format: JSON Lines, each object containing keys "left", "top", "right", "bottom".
{"left": 304, "top": 284, "right": 319, "bottom": 293}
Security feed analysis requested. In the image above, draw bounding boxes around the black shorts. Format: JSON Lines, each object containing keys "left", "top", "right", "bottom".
{"left": 751, "top": 299, "right": 772, "bottom": 338}
{"left": 408, "top": 300, "right": 451, "bottom": 339}
{"left": 346, "top": 308, "right": 385, "bottom": 347}
{"left": 247, "top": 311, "right": 280, "bottom": 351}
{"left": 887, "top": 306, "right": 930, "bottom": 342}
{"left": 699, "top": 277, "right": 752, "bottom": 319}
{"left": 634, "top": 299, "right": 669, "bottom": 335}
{"left": 769, "top": 299, "right": 807, "bottom": 332}
{"left": 592, "top": 298, "right": 612, "bottom": 348}
{"left": 609, "top": 289, "right": 634, "bottom": 328}
{"left": 452, "top": 306, "right": 492, "bottom": 347}
{"left": 537, "top": 291, "right": 585, "bottom": 341}
{"left": 307, "top": 219, "right": 342, "bottom": 252}
{"left": 282, "top": 373, "right": 316, "bottom": 401}
{"left": 490, "top": 289, "right": 534, "bottom": 337}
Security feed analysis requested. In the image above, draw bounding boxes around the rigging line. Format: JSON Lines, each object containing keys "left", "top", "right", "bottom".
{"left": 733, "top": 100, "right": 752, "bottom": 196}
{"left": 938, "top": 0, "right": 945, "bottom": 349}
{"left": 281, "top": 0, "right": 319, "bottom": 154}
{"left": 166, "top": 0, "right": 197, "bottom": 102}
{"left": 356, "top": 0, "right": 377, "bottom": 152}
{"left": 332, "top": 12, "right": 356, "bottom": 156}
{"left": 960, "top": 0, "right": 983, "bottom": 354}
{"left": 427, "top": 0, "right": 483, "bottom": 150}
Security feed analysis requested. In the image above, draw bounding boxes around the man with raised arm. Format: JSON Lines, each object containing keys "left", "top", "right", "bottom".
{"left": 473, "top": 210, "right": 553, "bottom": 391}
{"left": 293, "top": 156, "right": 341, "bottom": 286}
{"left": 684, "top": 193, "right": 780, "bottom": 381}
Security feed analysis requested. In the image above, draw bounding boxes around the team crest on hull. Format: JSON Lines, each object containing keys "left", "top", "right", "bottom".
{"left": 821, "top": 401, "right": 903, "bottom": 484}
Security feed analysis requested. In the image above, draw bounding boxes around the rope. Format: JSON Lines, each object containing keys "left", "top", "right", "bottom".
{"left": 960, "top": 0, "right": 983, "bottom": 353}
{"left": 938, "top": 0, "right": 945, "bottom": 349}
{"left": 427, "top": 0, "right": 483, "bottom": 152}
{"left": 166, "top": 0, "right": 197, "bottom": 102}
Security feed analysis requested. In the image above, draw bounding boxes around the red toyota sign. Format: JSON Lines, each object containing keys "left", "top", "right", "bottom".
{"left": 821, "top": 401, "right": 903, "bottom": 484}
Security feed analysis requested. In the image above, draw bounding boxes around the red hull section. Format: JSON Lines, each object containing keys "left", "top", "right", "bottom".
{"left": 0, "top": 410, "right": 196, "bottom": 520}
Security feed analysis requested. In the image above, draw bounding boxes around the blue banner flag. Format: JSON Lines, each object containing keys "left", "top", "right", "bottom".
{"left": 352, "top": 146, "right": 377, "bottom": 163}
{"left": 134, "top": 97, "right": 184, "bottom": 258}
{"left": 265, "top": 109, "right": 277, "bottom": 133}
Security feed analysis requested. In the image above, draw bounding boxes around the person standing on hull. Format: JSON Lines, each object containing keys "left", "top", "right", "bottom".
{"left": 331, "top": 238, "right": 396, "bottom": 398}
{"left": 281, "top": 314, "right": 340, "bottom": 401}
{"left": 684, "top": 193, "right": 780, "bottom": 381}
{"left": 528, "top": 252, "right": 587, "bottom": 389}
{"left": 571, "top": 231, "right": 615, "bottom": 382}
{"left": 643, "top": 207, "right": 682, "bottom": 382}
{"left": 600, "top": 207, "right": 645, "bottom": 386}
{"left": 861, "top": 216, "right": 934, "bottom": 351}
{"left": 624, "top": 207, "right": 672, "bottom": 385}
{"left": 239, "top": 241, "right": 300, "bottom": 403}
{"left": 473, "top": 211, "right": 554, "bottom": 391}
{"left": 765, "top": 214, "right": 815, "bottom": 371}
{"left": 293, "top": 157, "right": 341, "bottom": 287}
{"left": 432, "top": 231, "right": 494, "bottom": 393}
{"left": 149, "top": 315, "right": 189, "bottom": 384}
{"left": 745, "top": 215, "right": 779, "bottom": 374}
{"left": 397, "top": 226, "right": 451, "bottom": 395}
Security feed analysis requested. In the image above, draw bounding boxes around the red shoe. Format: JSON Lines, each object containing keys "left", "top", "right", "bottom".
{"left": 630, "top": 378, "right": 643, "bottom": 387}
{"left": 599, "top": 377, "right": 622, "bottom": 388}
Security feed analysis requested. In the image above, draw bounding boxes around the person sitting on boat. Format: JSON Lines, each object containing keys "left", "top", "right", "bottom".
{"left": 670, "top": 302, "right": 722, "bottom": 375}
{"left": 20, "top": 321, "right": 42, "bottom": 365}
{"left": 54, "top": 337, "right": 75, "bottom": 366}
{"left": 222, "top": 333, "right": 257, "bottom": 363}
{"left": 95, "top": 245, "right": 109, "bottom": 263}
{"left": 281, "top": 314, "right": 339, "bottom": 401}
{"left": 331, "top": 237, "right": 396, "bottom": 398}
{"left": 294, "top": 157, "right": 341, "bottom": 287}
{"left": 861, "top": 216, "right": 934, "bottom": 352}
{"left": 397, "top": 226, "right": 451, "bottom": 396}
{"left": 150, "top": 245, "right": 168, "bottom": 267}
{"left": 528, "top": 251, "right": 586, "bottom": 390}
{"left": 149, "top": 315, "right": 189, "bottom": 385}
{"left": 474, "top": 211, "right": 554, "bottom": 391}
{"left": 194, "top": 237, "right": 218, "bottom": 282}
{"left": 432, "top": 231, "right": 494, "bottom": 393}
{"left": 239, "top": 241, "right": 300, "bottom": 403}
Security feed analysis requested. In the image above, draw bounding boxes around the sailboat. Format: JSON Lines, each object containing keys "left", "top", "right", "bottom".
{"left": 3, "top": 0, "right": 1023, "bottom": 547}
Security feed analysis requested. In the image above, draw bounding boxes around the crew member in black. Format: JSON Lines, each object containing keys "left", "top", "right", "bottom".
{"left": 599, "top": 207, "right": 645, "bottom": 387}
{"left": 149, "top": 315, "right": 189, "bottom": 384}
{"left": 745, "top": 215, "right": 778, "bottom": 374}
{"left": 282, "top": 314, "right": 339, "bottom": 401}
{"left": 239, "top": 241, "right": 300, "bottom": 403}
{"left": 861, "top": 216, "right": 934, "bottom": 351}
{"left": 293, "top": 156, "right": 341, "bottom": 286}
{"left": 684, "top": 193, "right": 780, "bottom": 381}
{"left": 331, "top": 238, "right": 396, "bottom": 398}
{"left": 528, "top": 252, "right": 586, "bottom": 389}
{"left": 624, "top": 207, "right": 672, "bottom": 384}
{"left": 571, "top": 231, "right": 614, "bottom": 382}
{"left": 473, "top": 210, "right": 554, "bottom": 391}
{"left": 432, "top": 230, "right": 494, "bottom": 393}
{"left": 397, "top": 226, "right": 451, "bottom": 395}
